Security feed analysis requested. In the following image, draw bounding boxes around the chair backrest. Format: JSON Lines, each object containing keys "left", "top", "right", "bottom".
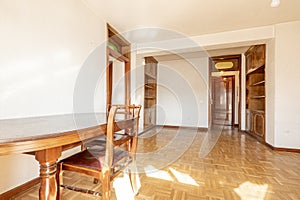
{"left": 105, "top": 104, "right": 141, "bottom": 168}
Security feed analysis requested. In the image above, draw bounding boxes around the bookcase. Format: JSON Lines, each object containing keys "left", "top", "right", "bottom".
{"left": 144, "top": 56, "right": 158, "bottom": 130}
{"left": 245, "top": 44, "right": 266, "bottom": 140}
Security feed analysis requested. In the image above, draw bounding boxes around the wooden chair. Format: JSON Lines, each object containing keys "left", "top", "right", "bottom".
{"left": 57, "top": 104, "right": 141, "bottom": 200}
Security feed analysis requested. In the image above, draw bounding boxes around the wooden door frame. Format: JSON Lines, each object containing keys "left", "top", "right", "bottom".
{"left": 211, "top": 75, "right": 235, "bottom": 126}
{"left": 106, "top": 61, "right": 113, "bottom": 107}
{"left": 209, "top": 55, "right": 241, "bottom": 128}
{"left": 106, "top": 55, "right": 131, "bottom": 108}
{"left": 106, "top": 23, "right": 131, "bottom": 110}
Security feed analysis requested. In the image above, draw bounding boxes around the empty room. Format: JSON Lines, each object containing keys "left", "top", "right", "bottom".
{"left": 1, "top": 0, "right": 300, "bottom": 199}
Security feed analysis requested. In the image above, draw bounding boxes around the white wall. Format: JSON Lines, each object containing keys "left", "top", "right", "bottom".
{"left": 273, "top": 21, "right": 300, "bottom": 149}
{"left": 0, "top": 0, "right": 106, "bottom": 193}
{"left": 240, "top": 54, "right": 246, "bottom": 130}
{"left": 130, "top": 54, "right": 145, "bottom": 129}
{"left": 265, "top": 39, "right": 276, "bottom": 146}
{"left": 157, "top": 58, "right": 209, "bottom": 127}
{"left": 111, "top": 59, "right": 125, "bottom": 105}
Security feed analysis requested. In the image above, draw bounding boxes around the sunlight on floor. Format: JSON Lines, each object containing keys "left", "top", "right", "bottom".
{"left": 113, "top": 174, "right": 135, "bottom": 200}
{"left": 144, "top": 165, "right": 174, "bottom": 181}
{"left": 234, "top": 181, "right": 268, "bottom": 200}
{"left": 169, "top": 167, "right": 199, "bottom": 186}
{"left": 144, "top": 165, "right": 199, "bottom": 187}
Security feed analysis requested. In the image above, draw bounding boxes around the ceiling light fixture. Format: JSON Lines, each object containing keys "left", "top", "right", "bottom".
{"left": 271, "top": 0, "right": 280, "bottom": 7}
{"left": 215, "top": 62, "right": 234, "bottom": 70}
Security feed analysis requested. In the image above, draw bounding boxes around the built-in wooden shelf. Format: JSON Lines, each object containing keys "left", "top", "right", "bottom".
{"left": 145, "top": 96, "right": 156, "bottom": 99}
{"left": 247, "top": 64, "right": 265, "bottom": 75}
{"left": 251, "top": 80, "right": 265, "bottom": 86}
{"left": 144, "top": 56, "right": 158, "bottom": 129}
{"left": 252, "top": 109, "right": 265, "bottom": 113}
{"left": 245, "top": 44, "right": 266, "bottom": 141}
{"left": 250, "top": 95, "right": 265, "bottom": 99}
{"left": 145, "top": 73, "right": 156, "bottom": 80}
{"left": 145, "top": 84, "right": 155, "bottom": 89}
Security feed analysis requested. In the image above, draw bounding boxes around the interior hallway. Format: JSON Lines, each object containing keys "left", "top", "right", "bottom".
{"left": 12, "top": 127, "right": 300, "bottom": 200}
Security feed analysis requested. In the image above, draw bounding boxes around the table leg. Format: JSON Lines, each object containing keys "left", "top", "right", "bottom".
{"left": 35, "top": 147, "right": 62, "bottom": 200}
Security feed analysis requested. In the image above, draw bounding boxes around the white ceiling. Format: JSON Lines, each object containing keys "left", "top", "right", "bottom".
{"left": 83, "top": 0, "right": 300, "bottom": 37}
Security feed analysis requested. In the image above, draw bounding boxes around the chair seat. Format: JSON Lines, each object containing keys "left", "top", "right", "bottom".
{"left": 61, "top": 147, "right": 129, "bottom": 171}
{"left": 84, "top": 133, "right": 132, "bottom": 148}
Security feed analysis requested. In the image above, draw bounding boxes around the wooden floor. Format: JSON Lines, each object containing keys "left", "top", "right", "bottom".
{"left": 12, "top": 126, "right": 300, "bottom": 200}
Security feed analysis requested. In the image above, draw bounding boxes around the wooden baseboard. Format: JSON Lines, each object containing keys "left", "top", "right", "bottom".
{"left": 238, "top": 131, "right": 300, "bottom": 153}
{"left": 139, "top": 125, "right": 156, "bottom": 135}
{"left": 156, "top": 125, "right": 179, "bottom": 129}
{"left": 265, "top": 143, "right": 300, "bottom": 153}
{"left": 156, "top": 125, "right": 208, "bottom": 132}
{"left": 273, "top": 147, "right": 300, "bottom": 153}
{"left": 0, "top": 177, "right": 40, "bottom": 199}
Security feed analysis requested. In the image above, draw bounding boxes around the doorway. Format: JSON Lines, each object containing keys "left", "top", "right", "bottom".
{"left": 209, "top": 55, "right": 241, "bottom": 127}
{"left": 106, "top": 23, "right": 131, "bottom": 110}
{"left": 211, "top": 76, "right": 235, "bottom": 126}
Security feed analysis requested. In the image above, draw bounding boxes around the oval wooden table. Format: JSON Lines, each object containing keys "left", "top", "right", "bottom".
{"left": 0, "top": 113, "right": 129, "bottom": 200}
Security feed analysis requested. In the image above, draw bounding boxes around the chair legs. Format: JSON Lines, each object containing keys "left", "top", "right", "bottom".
{"left": 101, "top": 169, "right": 111, "bottom": 200}
{"left": 129, "top": 171, "right": 137, "bottom": 195}
{"left": 55, "top": 104, "right": 141, "bottom": 199}
{"left": 128, "top": 161, "right": 140, "bottom": 195}
{"left": 56, "top": 163, "right": 63, "bottom": 200}
{"left": 129, "top": 136, "right": 140, "bottom": 195}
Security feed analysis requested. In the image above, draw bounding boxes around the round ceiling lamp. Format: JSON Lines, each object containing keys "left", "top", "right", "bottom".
{"left": 271, "top": 0, "right": 280, "bottom": 7}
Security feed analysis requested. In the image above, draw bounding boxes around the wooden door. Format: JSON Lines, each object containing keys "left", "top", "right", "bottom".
{"left": 211, "top": 76, "right": 235, "bottom": 126}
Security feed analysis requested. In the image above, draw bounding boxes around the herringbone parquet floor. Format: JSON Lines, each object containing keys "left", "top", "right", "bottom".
{"left": 12, "top": 126, "right": 300, "bottom": 200}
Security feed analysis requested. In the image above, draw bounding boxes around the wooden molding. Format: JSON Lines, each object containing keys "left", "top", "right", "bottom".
{"left": 145, "top": 56, "right": 158, "bottom": 64}
{"left": 241, "top": 131, "right": 300, "bottom": 153}
{"left": 140, "top": 125, "right": 156, "bottom": 134}
{"left": 273, "top": 147, "right": 300, "bottom": 153}
{"left": 106, "top": 23, "right": 131, "bottom": 109}
{"left": 265, "top": 142, "right": 275, "bottom": 150}
{"left": 209, "top": 55, "right": 241, "bottom": 128}
{"left": 265, "top": 143, "right": 300, "bottom": 153}
{"left": 0, "top": 177, "right": 40, "bottom": 199}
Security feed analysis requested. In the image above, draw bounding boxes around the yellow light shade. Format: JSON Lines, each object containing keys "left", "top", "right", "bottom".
{"left": 215, "top": 62, "right": 234, "bottom": 70}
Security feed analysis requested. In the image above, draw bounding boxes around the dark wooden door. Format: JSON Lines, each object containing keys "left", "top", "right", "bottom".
{"left": 211, "top": 76, "right": 235, "bottom": 126}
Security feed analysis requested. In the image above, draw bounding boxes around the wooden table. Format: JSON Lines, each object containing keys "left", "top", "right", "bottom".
{"left": 0, "top": 113, "right": 111, "bottom": 200}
